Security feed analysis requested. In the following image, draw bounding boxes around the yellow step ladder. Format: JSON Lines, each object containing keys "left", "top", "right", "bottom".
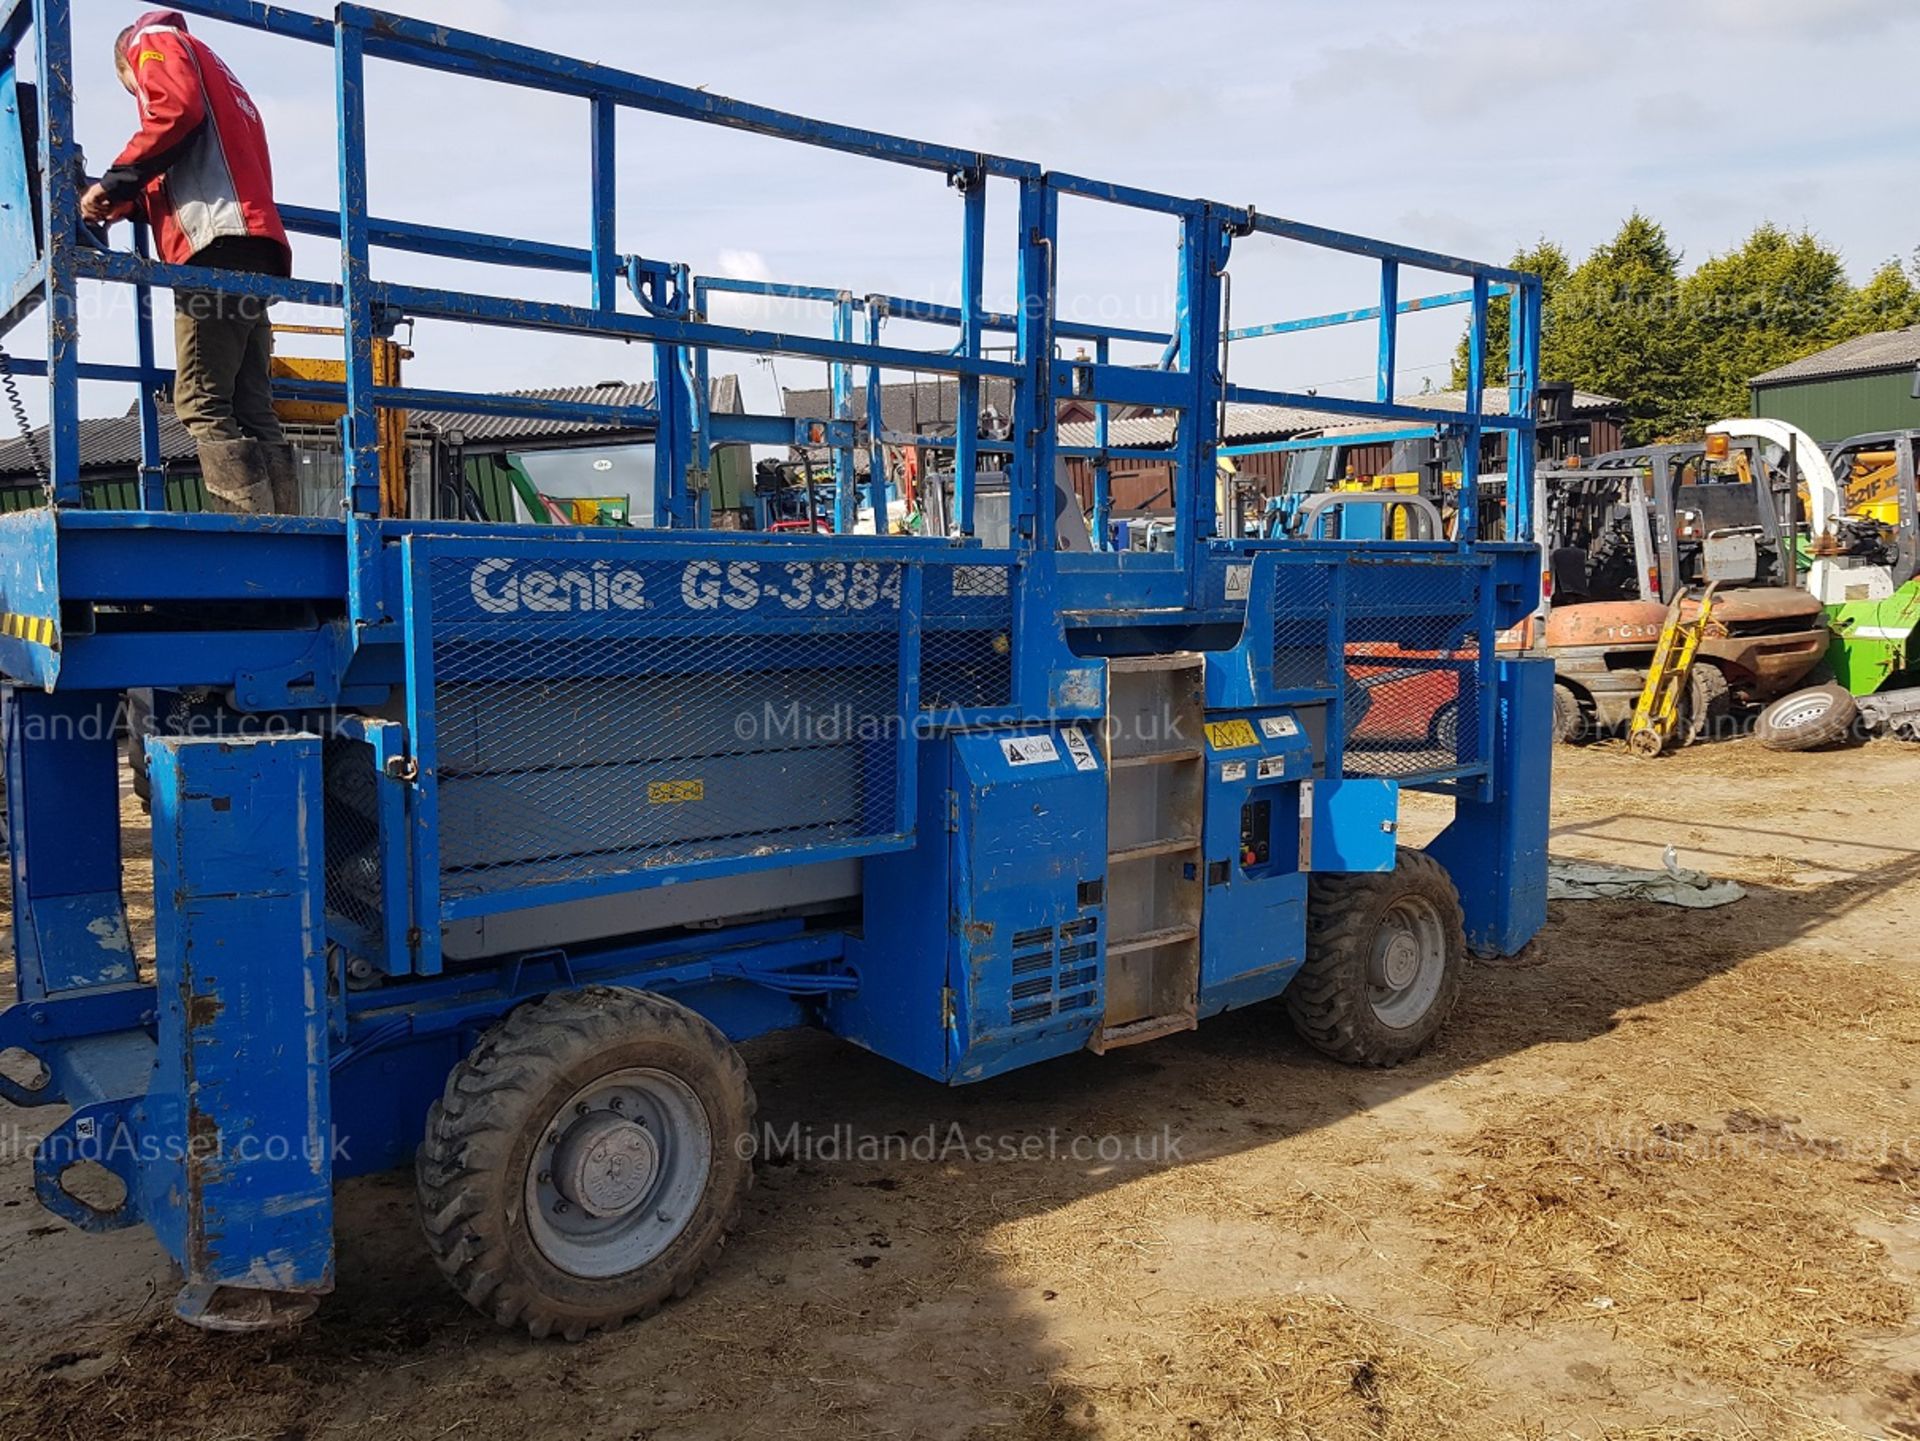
{"left": 1627, "top": 582, "right": 1722, "bottom": 758}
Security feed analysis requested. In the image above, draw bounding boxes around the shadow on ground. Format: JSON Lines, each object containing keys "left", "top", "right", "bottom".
{"left": 0, "top": 809, "right": 1914, "bottom": 1441}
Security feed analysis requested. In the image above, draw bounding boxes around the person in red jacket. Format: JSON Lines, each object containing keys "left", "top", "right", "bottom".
{"left": 79, "top": 11, "right": 296, "bottom": 513}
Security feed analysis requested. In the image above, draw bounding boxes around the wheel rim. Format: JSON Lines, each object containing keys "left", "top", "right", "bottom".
{"left": 1768, "top": 692, "right": 1833, "bottom": 731}
{"left": 526, "top": 1068, "right": 713, "bottom": 1279}
{"left": 1366, "top": 896, "right": 1449, "bottom": 1029}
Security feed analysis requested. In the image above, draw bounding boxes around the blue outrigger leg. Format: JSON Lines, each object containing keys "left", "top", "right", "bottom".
{"left": 0, "top": 1, "right": 1548, "bottom": 1335}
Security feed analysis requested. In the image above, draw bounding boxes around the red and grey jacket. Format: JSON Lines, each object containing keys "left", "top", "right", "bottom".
{"left": 99, "top": 9, "right": 290, "bottom": 272}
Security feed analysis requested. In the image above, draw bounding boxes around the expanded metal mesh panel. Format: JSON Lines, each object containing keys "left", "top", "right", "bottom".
{"left": 323, "top": 737, "right": 384, "bottom": 944}
{"left": 1272, "top": 564, "right": 1335, "bottom": 692}
{"left": 426, "top": 553, "right": 908, "bottom": 901}
{"left": 1341, "top": 557, "right": 1485, "bottom": 779}
{"left": 922, "top": 562, "right": 1014, "bottom": 714}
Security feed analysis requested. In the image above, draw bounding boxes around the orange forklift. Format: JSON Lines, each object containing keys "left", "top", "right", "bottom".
{"left": 1516, "top": 437, "right": 1831, "bottom": 743}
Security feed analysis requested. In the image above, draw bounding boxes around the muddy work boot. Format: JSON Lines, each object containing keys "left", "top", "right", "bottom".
{"left": 197, "top": 438, "right": 274, "bottom": 514}
{"left": 261, "top": 442, "right": 301, "bottom": 515}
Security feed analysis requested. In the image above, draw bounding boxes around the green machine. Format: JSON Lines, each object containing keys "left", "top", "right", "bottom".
{"left": 1717, "top": 424, "right": 1920, "bottom": 748}
{"left": 1819, "top": 431, "right": 1920, "bottom": 696}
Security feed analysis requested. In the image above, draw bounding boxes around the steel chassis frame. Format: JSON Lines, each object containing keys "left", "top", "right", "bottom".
{"left": 0, "top": 0, "right": 1549, "bottom": 1316}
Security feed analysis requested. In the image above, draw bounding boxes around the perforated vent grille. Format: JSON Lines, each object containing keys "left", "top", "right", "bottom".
{"left": 1006, "top": 918, "right": 1102, "bottom": 1027}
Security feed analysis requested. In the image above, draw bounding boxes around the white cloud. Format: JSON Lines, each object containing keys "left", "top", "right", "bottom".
{"left": 1684, "top": 0, "right": 1898, "bottom": 39}
{"left": 715, "top": 249, "right": 773, "bottom": 284}
{"left": 704, "top": 248, "right": 819, "bottom": 337}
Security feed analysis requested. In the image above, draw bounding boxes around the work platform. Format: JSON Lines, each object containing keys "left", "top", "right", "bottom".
{"left": 0, "top": 0, "right": 1549, "bottom": 1337}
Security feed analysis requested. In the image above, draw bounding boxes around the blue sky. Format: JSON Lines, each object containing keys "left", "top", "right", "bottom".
{"left": 38, "top": 0, "right": 1920, "bottom": 424}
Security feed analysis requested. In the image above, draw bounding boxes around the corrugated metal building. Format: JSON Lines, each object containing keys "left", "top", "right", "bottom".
{"left": 0, "top": 405, "right": 211, "bottom": 511}
{"left": 1750, "top": 325, "right": 1920, "bottom": 442}
{"left": 1057, "top": 402, "right": 1334, "bottom": 513}
{"left": 1056, "top": 386, "right": 1625, "bottom": 517}
{"left": 774, "top": 378, "right": 1623, "bottom": 520}
{"left": 782, "top": 378, "right": 1019, "bottom": 479}
{"left": 0, "top": 375, "right": 749, "bottom": 520}
{"left": 0, "top": 403, "right": 433, "bottom": 516}
{"left": 780, "top": 378, "right": 1160, "bottom": 480}
{"left": 423, "top": 377, "right": 749, "bottom": 522}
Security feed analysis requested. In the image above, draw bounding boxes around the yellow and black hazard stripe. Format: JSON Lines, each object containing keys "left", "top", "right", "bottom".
{"left": 0, "top": 611, "right": 56, "bottom": 646}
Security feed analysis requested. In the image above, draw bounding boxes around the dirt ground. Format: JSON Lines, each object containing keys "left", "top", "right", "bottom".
{"left": 3, "top": 734, "right": 1920, "bottom": 1440}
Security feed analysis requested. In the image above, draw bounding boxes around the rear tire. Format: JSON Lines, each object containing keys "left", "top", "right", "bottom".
{"left": 1288, "top": 850, "right": 1466, "bottom": 1067}
{"left": 416, "top": 987, "right": 755, "bottom": 1340}
{"left": 1552, "top": 685, "right": 1588, "bottom": 745}
{"left": 1754, "top": 684, "right": 1859, "bottom": 753}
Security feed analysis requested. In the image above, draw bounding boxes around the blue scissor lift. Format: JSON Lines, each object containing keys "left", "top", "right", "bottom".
{"left": 0, "top": 1, "right": 1549, "bottom": 1337}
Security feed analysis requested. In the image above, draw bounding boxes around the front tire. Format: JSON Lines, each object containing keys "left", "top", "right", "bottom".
{"left": 1288, "top": 850, "right": 1467, "bottom": 1067}
{"left": 1684, "top": 664, "right": 1731, "bottom": 745}
{"left": 1552, "top": 685, "right": 1589, "bottom": 745}
{"left": 416, "top": 987, "right": 755, "bottom": 1340}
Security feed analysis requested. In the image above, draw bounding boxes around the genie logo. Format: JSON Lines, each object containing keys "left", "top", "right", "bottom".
{"left": 468, "top": 557, "right": 650, "bottom": 614}
{"left": 465, "top": 556, "right": 903, "bottom": 617}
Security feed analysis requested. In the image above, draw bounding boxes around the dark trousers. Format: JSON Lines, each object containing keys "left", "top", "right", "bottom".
{"left": 173, "top": 289, "right": 284, "bottom": 446}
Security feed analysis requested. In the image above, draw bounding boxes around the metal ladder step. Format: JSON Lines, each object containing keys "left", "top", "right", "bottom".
{"left": 1108, "top": 837, "right": 1202, "bottom": 865}
{"left": 1096, "top": 652, "right": 1204, "bottom": 1052}
{"left": 1109, "top": 747, "right": 1204, "bottom": 769}
{"left": 1106, "top": 924, "right": 1200, "bottom": 958}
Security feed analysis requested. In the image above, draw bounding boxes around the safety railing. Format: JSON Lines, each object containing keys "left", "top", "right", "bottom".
{"left": 0, "top": 0, "right": 1541, "bottom": 631}
{"left": 1234, "top": 545, "right": 1502, "bottom": 786}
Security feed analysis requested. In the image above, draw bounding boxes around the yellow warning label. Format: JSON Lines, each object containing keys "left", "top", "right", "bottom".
{"left": 0, "top": 612, "right": 55, "bottom": 647}
{"left": 1204, "top": 719, "right": 1258, "bottom": 751}
{"left": 648, "top": 779, "right": 704, "bottom": 804}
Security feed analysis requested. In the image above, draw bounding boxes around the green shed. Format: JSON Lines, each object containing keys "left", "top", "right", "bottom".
{"left": 1750, "top": 325, "right": 1920, "bottom": 443}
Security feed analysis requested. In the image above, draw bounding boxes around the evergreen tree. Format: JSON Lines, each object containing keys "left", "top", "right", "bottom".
{"left": 1449, "top": 220, "right": 1920, "bottom": 443}
{"left": 1834, "top": 257, "right": 1920, "bottom": 336}
{"left": 1449, "top": 240, "right": 1571, "bottom": 392}
{"left": 1679, "top": 224, "right": 1852, "bottom": 425}
{"left": 1549, "top": 213, "right": 1687, "bottom": 443}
